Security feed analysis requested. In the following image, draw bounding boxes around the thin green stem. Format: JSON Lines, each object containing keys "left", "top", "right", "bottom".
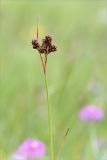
{"left": 39, "top": 53, "right": 54, "bottom": 160}
{"left": 44, "top": 71, "right": 54, "bottom": 160}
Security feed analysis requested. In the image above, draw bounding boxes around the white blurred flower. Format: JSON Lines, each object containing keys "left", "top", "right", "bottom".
{"left": 11, "top": 154, "right": 25, "bottom": 160}
{"left": 99, "top": 8, "right": 107, "bottom": 24}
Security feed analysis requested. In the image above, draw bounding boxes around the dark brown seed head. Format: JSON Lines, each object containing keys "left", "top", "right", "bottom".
{"left": 32, "top": 35, "right": 57, "bottom": 54}
{"left": 32, "top": 39, "right": 40, "bottom": 49}
{"left": 51, "top": 44, "right": 57, "bottom": 52}
{"left": 48, "top": 44, "right": 57, "bottom": 53}
{"left": 43, "top": 35, "right": 52, "bottom": 46}
{"left": 39, "top": 43, "right": 47, "bottom": 53}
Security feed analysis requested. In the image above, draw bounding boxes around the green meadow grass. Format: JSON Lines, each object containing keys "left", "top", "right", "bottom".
{"left": 0, "top": 1, "right": 107, "bottom": 159}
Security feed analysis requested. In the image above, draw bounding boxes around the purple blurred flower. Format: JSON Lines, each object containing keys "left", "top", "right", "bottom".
{"left": 12, "top": 138, "right": 45, "bottom": 160}
{"left": 79, "top": 105, "right": 104, "bottom": 121}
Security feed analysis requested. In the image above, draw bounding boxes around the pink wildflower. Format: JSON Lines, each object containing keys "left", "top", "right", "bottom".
{"left": 12, "top": 138, "right": 45, "bottom": 160}
{"left": 79, "top": 105, "right": 104, "bottom": 121}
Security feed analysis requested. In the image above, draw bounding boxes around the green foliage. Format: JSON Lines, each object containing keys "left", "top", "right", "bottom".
{"left": 0, "top": 0, "right": 107, "bottom": 159}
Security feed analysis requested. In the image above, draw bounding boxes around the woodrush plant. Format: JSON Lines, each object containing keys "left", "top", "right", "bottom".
{"left": 32, "top": 19, "right": 57, "bottom": 160}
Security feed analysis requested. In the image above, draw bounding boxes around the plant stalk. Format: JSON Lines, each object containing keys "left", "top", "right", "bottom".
{"left": 39, "top": 53, "right": 54, "bottom": 160}
{"left": 44, "top": 71, "right": 54, "bottom": 160}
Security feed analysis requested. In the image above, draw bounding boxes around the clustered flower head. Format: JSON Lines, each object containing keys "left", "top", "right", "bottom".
{"left": 12, "top": 138, "right": 45, "bottom": 160}
{"left": 79, "top": 105, "right": 104, "bottom": 121}
{"left": 32, "top": 35, "right": 57, "bottom": 54}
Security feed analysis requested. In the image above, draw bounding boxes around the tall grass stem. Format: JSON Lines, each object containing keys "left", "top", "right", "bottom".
{"left": 44, "top": 71, "right": 54, "bottom": 160}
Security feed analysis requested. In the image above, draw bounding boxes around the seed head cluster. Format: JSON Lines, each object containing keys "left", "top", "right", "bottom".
{"left": 32, "top": 35, "right": 57, "bottom": 54}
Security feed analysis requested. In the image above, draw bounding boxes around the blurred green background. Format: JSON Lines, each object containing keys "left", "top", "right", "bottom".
{"left": 0, "top": 0, "right": 107, "bottom": 159}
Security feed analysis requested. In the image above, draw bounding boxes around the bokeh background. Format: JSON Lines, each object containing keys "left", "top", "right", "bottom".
{"left": 0, "top": 0, "right": 107, "bottom": 159}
